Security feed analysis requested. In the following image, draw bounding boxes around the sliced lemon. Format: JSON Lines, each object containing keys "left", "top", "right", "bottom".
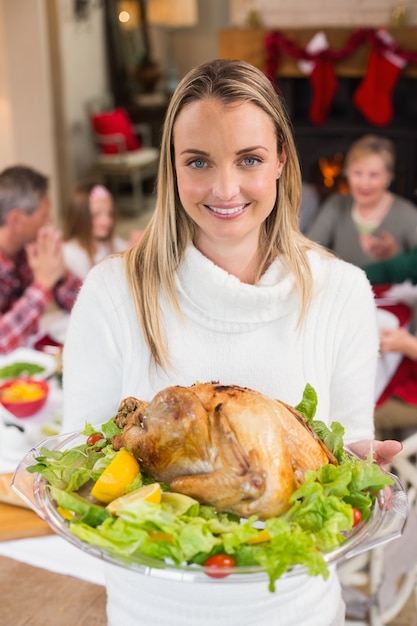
{"left": 160, "top": 492, "right": 199, "bottom": 515}
{"left": 247, "top": 529, "right": 271, "bottom": 545}
{"left": 107, "top": 482, "right": 162, "bottom": 514}
{"left": 56, "top": 506, "right": 75, "bottom": 521}
{"left": 91, "top": 449, "right": 140, "bottom": 504}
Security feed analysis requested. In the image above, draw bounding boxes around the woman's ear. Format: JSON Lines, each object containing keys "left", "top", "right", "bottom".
{"left": 276, "top": 149, "right": 287, "bottom": 179}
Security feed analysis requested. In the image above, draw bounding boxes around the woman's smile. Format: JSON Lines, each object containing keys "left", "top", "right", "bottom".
{"left": 204, "top": 203, "right": 250, "bottom": 217}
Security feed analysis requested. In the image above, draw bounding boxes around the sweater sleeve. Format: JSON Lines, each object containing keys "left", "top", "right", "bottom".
{"left": 61, "top": 260, "right": 126, "bottom": 432}
{"left": 363, "top": 248, "right": 417, "bottom": 285}
{"left": 321, "top": 262, "right": 378, "bottom": 444}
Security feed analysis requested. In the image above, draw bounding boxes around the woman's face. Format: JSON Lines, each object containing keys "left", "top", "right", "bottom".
{"left": 345, "top": 153, "right": 392, "bottom": 208}
{"left": 173, "top": 98, "right": 285, "bottom": 259}
{"left": 90, "top": 195, "right": 114, "bottom": 241}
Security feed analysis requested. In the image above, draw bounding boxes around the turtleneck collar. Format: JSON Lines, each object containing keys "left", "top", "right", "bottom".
{"left": 175, "top": 245, "right": 301, "bottom": 328}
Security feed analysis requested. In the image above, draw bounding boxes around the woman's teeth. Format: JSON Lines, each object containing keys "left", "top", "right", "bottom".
{"left": 208, "top": 205, "right": 245, "bottom": 215}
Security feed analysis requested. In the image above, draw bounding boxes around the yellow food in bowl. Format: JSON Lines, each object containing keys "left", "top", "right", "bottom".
{"left": 1, "top": 380, "right": 46, "bottom": 402}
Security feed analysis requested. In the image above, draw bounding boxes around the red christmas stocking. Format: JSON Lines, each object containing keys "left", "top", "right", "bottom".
{"left": 298, "top": 32, "right": 338, "bottom": 125}
{"left": 353, "top": 30, "right": 407, "bottom": 126}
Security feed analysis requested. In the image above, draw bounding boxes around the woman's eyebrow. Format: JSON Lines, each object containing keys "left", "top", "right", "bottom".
{"left": 179, "top": 148, "right": 209, "bottom": 156}
{"left": 236, "top": 145, "right": 267, "bottom": 154}
{"left": 180, "top": 146, "right": 268, "bottom": 156}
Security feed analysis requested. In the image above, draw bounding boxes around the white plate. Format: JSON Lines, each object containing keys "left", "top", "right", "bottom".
{"left": 0, "top": 347, "right": 57, "bottom": 382}
{"left": 376, "top": 309, "right": 400, "bottom": 332}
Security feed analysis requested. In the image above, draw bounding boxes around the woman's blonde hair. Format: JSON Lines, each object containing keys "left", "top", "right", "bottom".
{"left": 125, "top": 59, "right": 324, "bottom": 368}
{"left": 344, "top": 134, "right": 396, "bottom": 175}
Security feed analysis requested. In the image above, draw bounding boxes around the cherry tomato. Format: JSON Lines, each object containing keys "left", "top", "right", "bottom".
{"left": 87, "top": 433, "right": 104, "bottom": 446}
{"left": 204, "top": 554, "right": 236, "bottom": 578}
{"left": 352, "top": 507, "right": 362, "bottom": 527}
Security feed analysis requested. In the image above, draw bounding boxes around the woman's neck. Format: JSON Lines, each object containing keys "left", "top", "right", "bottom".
{"left": 353, "top": 190, "right": 392, "bottom": 219}
{"left": 194, "top": 238, "right": 261, "bottom": 285}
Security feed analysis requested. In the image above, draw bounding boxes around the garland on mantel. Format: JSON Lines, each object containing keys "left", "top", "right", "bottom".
{"left": 265, "top": 27, "right": 417, "bottom": 126}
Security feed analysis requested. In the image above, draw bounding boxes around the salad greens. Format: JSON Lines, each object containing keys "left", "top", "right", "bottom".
{"left": 0, "top": 361, "right": 45, "bottom": 379}
{"left": 27, "top": 384, "right": 393, "bottom": 591}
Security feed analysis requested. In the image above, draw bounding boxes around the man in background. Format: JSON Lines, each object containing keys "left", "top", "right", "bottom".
{"left": 0, "top": 165, "right": 82, "bottom": 353}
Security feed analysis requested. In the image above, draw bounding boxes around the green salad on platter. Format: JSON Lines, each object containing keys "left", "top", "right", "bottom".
{"left": 27, "top": 384, "right": 393, "bottom": 592}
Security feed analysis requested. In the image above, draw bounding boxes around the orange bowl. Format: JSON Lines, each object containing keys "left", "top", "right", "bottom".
{"left": 0, "top": 378, "right": 49, "bottom": 418}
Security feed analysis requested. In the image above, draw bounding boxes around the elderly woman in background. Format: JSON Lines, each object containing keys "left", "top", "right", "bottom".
{"left": 307, "top": 135, "right": 417, "bottom": 266}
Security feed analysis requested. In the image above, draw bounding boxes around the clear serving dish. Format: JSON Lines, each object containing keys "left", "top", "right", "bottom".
{"left": 12, "top": 430, "right": 409, "bottom": 584}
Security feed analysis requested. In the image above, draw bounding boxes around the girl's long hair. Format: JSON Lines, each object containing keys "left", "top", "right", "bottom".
{"left": 63, "top": 181, "right": 116, "bottom": 263}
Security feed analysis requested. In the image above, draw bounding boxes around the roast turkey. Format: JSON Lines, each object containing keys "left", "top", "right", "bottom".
{"left": 112, "top": 382, "right": 336, "bottom": 520}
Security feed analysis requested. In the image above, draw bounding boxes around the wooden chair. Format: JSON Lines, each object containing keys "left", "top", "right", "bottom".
{"left": 340, "top": 432, "right": 417, "bottom": 625}
{"left": 374, "top": 398, "right": 417, "bottom": 441}
{"left": 87, "top": 96, "right": 159, "bottom": 215}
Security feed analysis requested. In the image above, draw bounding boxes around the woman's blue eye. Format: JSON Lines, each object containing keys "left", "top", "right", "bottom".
{"left": 243, "top": 157, "right": 259, "bottom": 166}
{"left": 191, "top": 159, "right": 206, "bottom": 169}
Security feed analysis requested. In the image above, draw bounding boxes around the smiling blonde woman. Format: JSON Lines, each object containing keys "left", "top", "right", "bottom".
{"left": 62, "top": 59, "right": 401, "bottom": 626}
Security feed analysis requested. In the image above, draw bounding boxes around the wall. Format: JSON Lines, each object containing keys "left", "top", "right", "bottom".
{"left": 0, "top": 0, "right": 58, "bottom": 213}
{"left": 0, "top": 0, "right": 108, "bottom": 220}
{"left": 174, "top": 0, "right": 230, "bottom": 76}
{"left": 56, "top": 1, "right": 108, "bottom": 192}
{"left": 231, "top": 0, "right": 417, "bottom": 27}
{"left": 0, "top": 1, "right": 14, "bottom": 166}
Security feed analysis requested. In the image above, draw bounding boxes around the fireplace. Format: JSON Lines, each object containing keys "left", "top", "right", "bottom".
{"left": 219, "top": 27, "right": 417, "bottom": 203}
{"left": 279, "top": 75, "right": 417, "bottom": 201}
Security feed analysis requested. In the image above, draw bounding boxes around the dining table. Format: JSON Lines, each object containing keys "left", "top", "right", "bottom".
{"left": 0, "top": 343, "right": 107, "bottom": 625}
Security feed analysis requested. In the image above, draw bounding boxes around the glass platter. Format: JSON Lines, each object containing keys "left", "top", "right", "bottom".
{"left": 12, "top": 429, "right": 409, "bottom": 584}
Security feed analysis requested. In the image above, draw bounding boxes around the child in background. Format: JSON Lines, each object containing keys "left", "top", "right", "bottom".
{"left": 63, "top": 182, "right": 141, "bottom": 280}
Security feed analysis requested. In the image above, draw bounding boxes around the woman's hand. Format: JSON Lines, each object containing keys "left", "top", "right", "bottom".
{"left": 359, "top": 230, "right": 398, "bottom": 260}
{"left": 348, "top": 439, "right": 403, "bottom": 471}
{"left": 379, "top": 327, "right": 417, "bottom": 359}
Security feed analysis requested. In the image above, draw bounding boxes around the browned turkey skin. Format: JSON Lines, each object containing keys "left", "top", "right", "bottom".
{"left": 112, "top": 382, "right": 336, "bottom": 520}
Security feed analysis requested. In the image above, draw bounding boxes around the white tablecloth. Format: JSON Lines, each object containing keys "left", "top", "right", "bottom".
{"left": 0, "top": 357, "right": 105, "bottom": 586}
{"left": 0, "top": 535, "right": 106, "bottom": 585}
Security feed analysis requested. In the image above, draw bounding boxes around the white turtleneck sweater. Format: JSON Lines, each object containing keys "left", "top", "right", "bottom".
{"left": 62, "top": 245, "right": 378, "bottom": 626}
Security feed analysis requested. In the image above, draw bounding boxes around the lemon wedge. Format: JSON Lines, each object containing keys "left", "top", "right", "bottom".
{"left": 91, "top": 449, "right": 140, "bottom": 504}
{"left": 247, "top": 529, "right": 271, "bottom": 545}
{"left": 107, "top": 482, "right": 162, "bottom": 514}
{"left": 160, "top": 492, "right": 199, "bottom": 515}
{"left": 56, "top": 506, "right": 75, "bottom": 521}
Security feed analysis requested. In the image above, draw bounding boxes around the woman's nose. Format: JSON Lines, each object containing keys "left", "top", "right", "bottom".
{"left": 211, "top": 167, "right": 240, "bottom": 200}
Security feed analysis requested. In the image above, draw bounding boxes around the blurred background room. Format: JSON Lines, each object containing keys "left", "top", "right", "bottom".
{"left": 1, "top": 0, "right": 416, "bottom": 231}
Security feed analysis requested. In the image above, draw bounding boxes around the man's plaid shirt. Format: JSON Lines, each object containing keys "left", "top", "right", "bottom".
{"left": 0, "top": 249, "right": 81, "bottom": 353}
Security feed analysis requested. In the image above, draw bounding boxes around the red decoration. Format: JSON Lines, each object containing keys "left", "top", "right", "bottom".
{"left": 353, "top": 30, "right": 407, "bottom": 126}
{"left": 90, "top": 108, "right": 141, "bottom": 155}
{"left": 297, "top": 33, "right": 338, "bottom": 125}
{"left": 264, "top": 28, "right": 417, "bottom": 126}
